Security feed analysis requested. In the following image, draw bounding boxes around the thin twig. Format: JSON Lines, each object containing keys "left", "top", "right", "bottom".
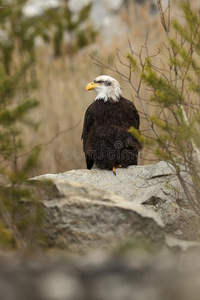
{"left": 18, "top": 120, "right": 82, "bottom": 158}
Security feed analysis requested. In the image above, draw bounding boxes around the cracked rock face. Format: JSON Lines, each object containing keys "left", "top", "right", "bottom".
{"left": 33, "top": 161, "right": 199, "bottom": 241}
{"left": 33, "top": 180, "right": 164, "bottom": 253}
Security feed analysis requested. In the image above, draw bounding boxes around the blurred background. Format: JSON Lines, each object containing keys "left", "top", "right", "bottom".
{"left": 1, "top": 0, "right": 198, "bottom": 176}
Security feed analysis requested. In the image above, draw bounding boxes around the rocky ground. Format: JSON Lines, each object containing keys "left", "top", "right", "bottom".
{"left": 33, "top": 161, "right": 200, "bottom": 247}
{"left": 1, "top": 251, "right": 200, "bottom": 300}
{"left": 1, "top": 161, "right": 200, "bottom": 300}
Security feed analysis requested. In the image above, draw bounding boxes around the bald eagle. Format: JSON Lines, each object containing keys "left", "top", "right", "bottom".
{"left": 82, "top": 75, "right": 142, "bottom": 175}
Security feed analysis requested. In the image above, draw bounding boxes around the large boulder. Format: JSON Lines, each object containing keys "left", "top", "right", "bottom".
{"left": 33, "top": 161, "right": 199, "bottom": 241}
{"left": 31, "top": 179, "right": 164, "bottom": 253}
{"left": 34, "top": 161, "right": 173, "bottom": 203}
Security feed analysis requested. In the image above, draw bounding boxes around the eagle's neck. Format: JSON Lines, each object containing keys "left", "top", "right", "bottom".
{"left": 95, "top": 90, "right": 122, "bottom": 103}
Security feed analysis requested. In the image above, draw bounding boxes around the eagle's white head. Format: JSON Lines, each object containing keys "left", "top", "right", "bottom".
{"left": 86, "top": 75, "right": 122, "bottom": 102}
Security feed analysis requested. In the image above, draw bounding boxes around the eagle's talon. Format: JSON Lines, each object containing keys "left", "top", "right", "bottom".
{"left": 112, "top": 166, "right": 116, "bottom": 176}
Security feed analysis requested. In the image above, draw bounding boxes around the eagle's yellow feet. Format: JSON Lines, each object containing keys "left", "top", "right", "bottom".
{"left": 112, "top": 165, "right": 123, "bottom": 175}
{"left": 112, "top": 166, "right": 116, "bottom": 176}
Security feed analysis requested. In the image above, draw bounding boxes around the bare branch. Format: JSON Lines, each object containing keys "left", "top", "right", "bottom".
{"left": 18, "top": 120, "right": 82, "bottom": 159}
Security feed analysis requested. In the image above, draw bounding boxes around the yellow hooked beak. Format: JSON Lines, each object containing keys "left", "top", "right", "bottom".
{"left": 86, "top": 82, "right": 101, "bottom": 91}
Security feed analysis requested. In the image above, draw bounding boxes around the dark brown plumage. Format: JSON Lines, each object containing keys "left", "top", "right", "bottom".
{"left": 82, "top": 75, "right": 142, "bottom": 173}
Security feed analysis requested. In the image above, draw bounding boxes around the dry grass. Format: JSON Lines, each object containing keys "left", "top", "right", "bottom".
{"left": 22, "top": 1, "right": 198, "bottom": 176}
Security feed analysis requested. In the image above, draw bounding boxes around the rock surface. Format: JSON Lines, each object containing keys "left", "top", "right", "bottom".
{"left": 33, "top": 161, "right": 199, "bottom": 241}
{"left": 32, "top": 179, "right": 164, "bottom": 253}
{"left": 0, "top": 161, "right": 199, "bottom": 300}
{"left": 34, "top": 161, "right": 173, "bottom": 203}
{"left": 1, "top": 252, "right": 200, "bottom": 300}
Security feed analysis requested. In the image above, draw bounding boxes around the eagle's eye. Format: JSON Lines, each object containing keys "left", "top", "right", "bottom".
{"left": 94, "top": 80, "right": 103, "bottom": 84}
{"left": 105, "top": 81, "right": 111, "bottom": 86}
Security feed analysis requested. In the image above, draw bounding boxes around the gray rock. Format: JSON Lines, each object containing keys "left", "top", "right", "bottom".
{"left": 37, "top": 179, "right": 164, "bottom": 253}
{"left": 166, "top": 235, "right": 200, "bottom": 252}
{"left": 33, "top": 161, "right": 173, "bottom": 204}
{"left": 33, "top": 161, "right": 200, "bottom": 241}
{"left": 1, "top": 252, "right": 200, "bottom": 300}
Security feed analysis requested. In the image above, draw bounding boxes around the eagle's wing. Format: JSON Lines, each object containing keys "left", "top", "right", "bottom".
{"left": 82, "top": 104, "right": 95, "bottom": 170}
{"left": 120, "top": 98, "right": 142, "bottom": 150}
{"left": 124, "top": 98, "right": 140, "bottom": 129}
